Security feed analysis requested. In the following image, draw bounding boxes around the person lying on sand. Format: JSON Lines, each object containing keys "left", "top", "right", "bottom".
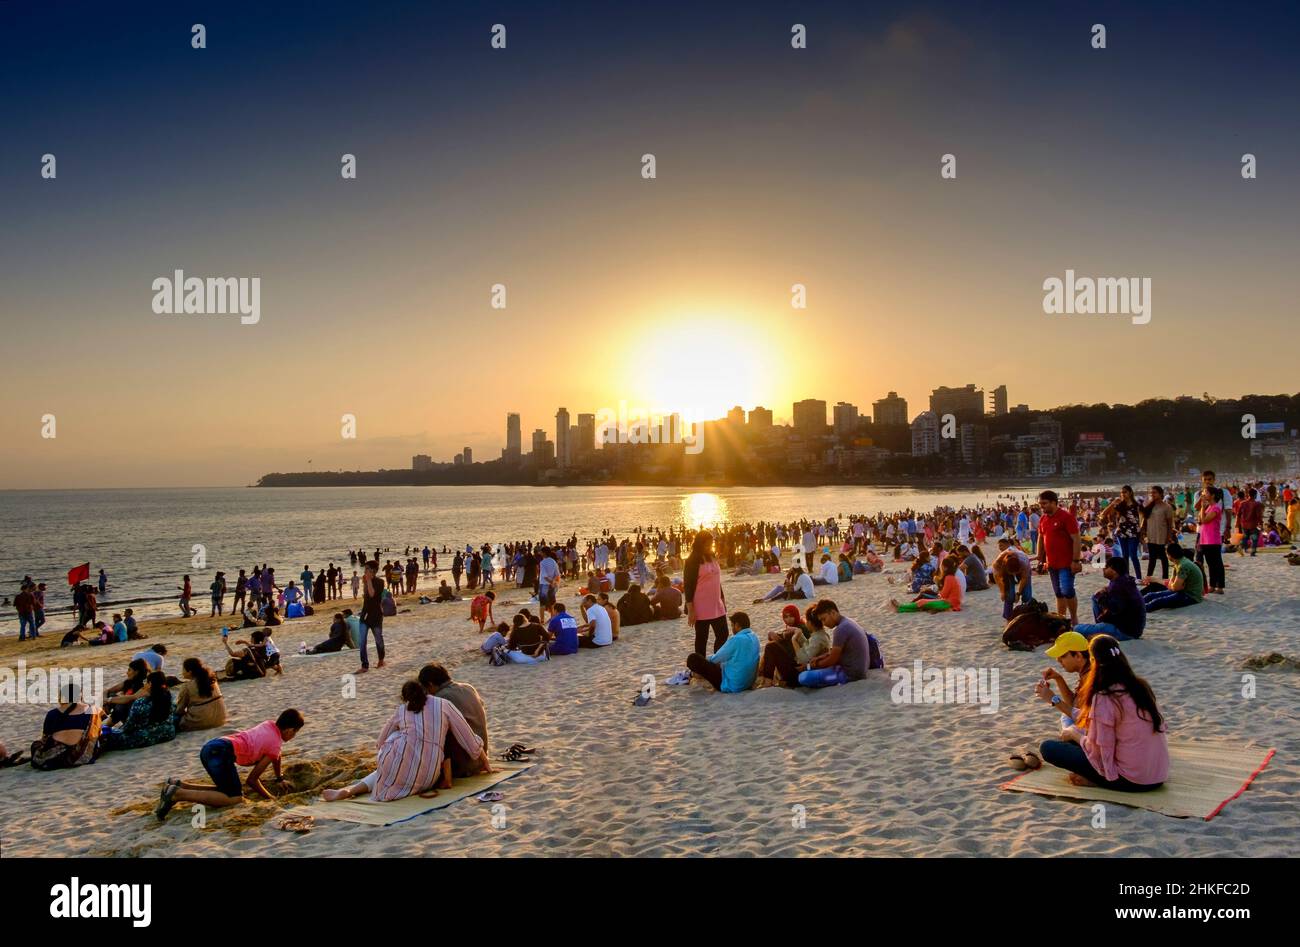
{"left": 1038, "top": 635, "right": 1168, "bottom": 791}
{"left": 156, "top": 710, "right": 305, "bottom": 818}
{"left": 321, "top": 682, "right": 490, "bottom": 803}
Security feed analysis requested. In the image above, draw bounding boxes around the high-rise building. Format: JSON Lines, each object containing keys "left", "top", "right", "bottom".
{"left": 453, "top": 453, "right": 464, "bottom": 465}
{"left": 833, "top": 402, "right": 859, "bottom": 438}
{"left": 505, "top": 413, "right": 522, "bottom": 461}
{"left": 555, "top": 407, "right": 570, "bottom": 468}
{"left": 462, "top": 447, "right": 472, "bottom": 465}
{"left": 930, "top": 385, "right": 985, "bottom": 424}
{"left": 792, "top": 399, "right": 828, "bottom": 435}
{"left": 412, "top": 454, "right": 433, "bottom": 471}
{"left": 959, "top": 423, "right": 989, "bottom": 466}
{"left": 566, "top": 424, "right": 578, "bottom": 466}
{"left": 911, "top": 411, "right": 940, "bottom": 456}
{"left": 727, "top": 405, "right": 746, "bottom": 426}
{"left": 872, "top": 391, "right": 909, "bottom": 427}
{"left": 748, "top": 406, "right": 773, "bottom": 428}
{"left": 577, "top": 413, "right": 596, "bottom": 453}
{"left": 990, "top": 385, "right": 1008, "bottom": 417}
{"left": 531, "top": 429, "right": 547, "bottom": 457}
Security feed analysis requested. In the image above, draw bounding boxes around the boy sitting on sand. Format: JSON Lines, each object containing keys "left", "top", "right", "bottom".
{"left": 156, "top": 709, "right": 305, "bottom": 818}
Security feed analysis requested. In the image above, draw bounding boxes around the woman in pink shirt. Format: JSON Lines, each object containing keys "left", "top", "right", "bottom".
{"left": 684, "top": 531, "right": 727, "bottom": 655}
{"left": 1039, "top": 635, "right": 1169, "bottom": 791}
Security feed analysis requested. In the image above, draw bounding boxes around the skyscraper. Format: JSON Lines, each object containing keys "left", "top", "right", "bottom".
{"left": 505, "top": 413, "right": 522, "bottom": 461}
{"left": 555, "top": 407, "right": 570, "bottom": 469}
{"left": 930, "top": 385, "right": 985, "bottom": 425}
{"left": 748, "top": 406, "right": 773, "bottom": 428}
{"left": 531, "top": 428, "right": 547, "bottom": 456}
{"left": 990, "top": 385, "right": 1008, "bottom": 417}
{"left": 577, "top": 413, "right": 596, "bottom": 453}
{"left": 911, "top": 411, "right": 940, "bottom": 456}
{"left": 462, "top": 447, "right": 472, "bottom": 465}
{"left": 727, "top": 405, "right": 746, "bottom": 426}
{"left": 872, "top": 391, "right": 909, "bottom": 426}
{"left": 792, "top": 399, "right": 828, "bottom": 435}
{"left": 833, "top": 401, "right": 859, "bottom": 438}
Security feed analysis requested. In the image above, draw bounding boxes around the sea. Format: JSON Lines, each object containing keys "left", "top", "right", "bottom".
{"left": 1, "top": 482, "right": 1118, "bottom": 632}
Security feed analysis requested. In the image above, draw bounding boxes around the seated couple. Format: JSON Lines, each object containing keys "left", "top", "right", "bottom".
{"left": 323, "top": 668, "right": 493, "bottom": 803}
{"left": 483, "top": 611, "right": 551, "bottom": 664}
{"left": 753, "top": 564, "right": 816, "bottom": 604}
{"left": 304, "top": 610, "right": 362, "bottom": 654}
{"left": 1027, "top": 632, "right": 1168, "bottom": 791}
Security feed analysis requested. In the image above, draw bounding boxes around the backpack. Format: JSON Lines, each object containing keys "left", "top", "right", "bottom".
{"left": 866, "top": 634, "right": 885, "bottom": 670}
{"left": 1002, "top": 603, "right": 1071, "bottom": 652}
{"left": 487, "top": 644, "right": 510, "bottom": 667}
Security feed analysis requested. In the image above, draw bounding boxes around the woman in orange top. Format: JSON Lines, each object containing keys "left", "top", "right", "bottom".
{"left": 891, "top": 558, "right": 962, "bottom": 612}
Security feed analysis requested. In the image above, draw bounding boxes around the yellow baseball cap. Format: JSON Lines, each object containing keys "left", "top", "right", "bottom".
{"left": 1045, "top": 631, "right": 1090, "bottom": 659}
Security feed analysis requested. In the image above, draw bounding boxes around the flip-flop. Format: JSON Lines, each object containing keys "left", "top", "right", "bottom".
{"left": 476, "top": 791, "right": 504, "bottom": 803}
{"left": 277, "top": 815, "right": 314, "bottom": 833}
{"left": 1022, "top": 747, "right": 1043, "bottom": 770}
{"left": 155, "top": 782, "right": 179, "bottom": 821}
{"left": 1007, "top": 751, "right": 1029, "bottom": 771}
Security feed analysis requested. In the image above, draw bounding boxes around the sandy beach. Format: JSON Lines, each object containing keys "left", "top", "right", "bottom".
{"left": 1, "top": 550, "right": 1295, "bottom": 858}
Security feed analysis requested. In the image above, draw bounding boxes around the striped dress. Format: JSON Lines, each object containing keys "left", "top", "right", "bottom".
{"left": 372, "top": 696, "right": 484, "bottom": 802}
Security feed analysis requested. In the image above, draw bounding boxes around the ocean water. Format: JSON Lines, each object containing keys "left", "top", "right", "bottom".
{"left": 1, "top": 483, "right": 1115, "bottom": 631}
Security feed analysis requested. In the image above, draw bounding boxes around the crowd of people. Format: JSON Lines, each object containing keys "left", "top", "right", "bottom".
{"left": 9, "top": 473, "right": 1296, "bottom": 807}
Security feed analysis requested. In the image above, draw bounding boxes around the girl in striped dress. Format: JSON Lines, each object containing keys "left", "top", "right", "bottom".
{"left": 323, "top": 682, "right": 490, "bottom": 803}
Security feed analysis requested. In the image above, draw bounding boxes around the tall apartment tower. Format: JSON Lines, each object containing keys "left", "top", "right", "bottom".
{"left": 872, "top": 391, "right": 909, "bottom": 427}
{"left": 555, "top": 407, "right": 570, "bottom": 468}
{"left": 505, "top": 413, "right": 522, "bottom": 460}
{"left": 990, "top": 385, "right": 1008, "bottom": 417}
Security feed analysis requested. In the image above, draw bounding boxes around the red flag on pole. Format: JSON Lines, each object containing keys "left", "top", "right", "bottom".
{"left": 67, "top": 563, "right": 90, "bottom": 586}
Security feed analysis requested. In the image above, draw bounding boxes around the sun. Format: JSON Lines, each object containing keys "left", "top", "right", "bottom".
{"left": 617, "top": 315, "right": 785, "bottom": 422}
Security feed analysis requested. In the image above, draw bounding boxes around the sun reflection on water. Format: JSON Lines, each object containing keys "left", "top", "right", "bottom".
{"left": 680, "top": 492, "right": 729, "bottom": 528}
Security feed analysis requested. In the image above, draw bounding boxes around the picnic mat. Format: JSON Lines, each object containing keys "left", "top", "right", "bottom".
{"left": 296, "top": 762, "right": 533, "bottom": 826}
{"left": 1001, "top": 741, "right": 1275, "bottom": 820}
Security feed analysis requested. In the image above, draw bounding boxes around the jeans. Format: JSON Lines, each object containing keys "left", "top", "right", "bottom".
{"left": 1001, "top": 574, "right": 1033, "bottom": 620}
{"left": 1145, "top": 542, "right": 1169, "bottom": 578}
{"left": 358, "top": 621, "right": 385, "bottom": 668}
{"left": 798, "top": 666, "right": 849, "bottom": 688}
{"left": 1118, "top": 536, "right": 1142, "bottom": 578}
{"left": 1142, "top": 589, "right": 1195, "bottom": 611}
{"left": 1048, "top": 568, "right": 1076, "bottom": 600}
{"left": 19, "top": 613, "right": 38, "bottom": 639}
{"left": 1240, "top": 528, "right": 1260, "bottom": 556}
{"left": 1038, "top": 739, "right": 1162, "bottom": 792}
{"left": 1073, "top": 621, "right": 1136, "bottom": 641}
{"left": 693, "top": 616, "right": 728, "bottom": 656}
{"left": 1201, "top": 543, "right": 1224, "bottom": 589}
{"left": 686, "top": 651, "right": 723, "bottom": 690}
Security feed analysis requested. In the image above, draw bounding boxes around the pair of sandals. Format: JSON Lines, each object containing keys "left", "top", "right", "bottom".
{"left": 1007, "top": 746, "right": 1043, "bottom": 771}
{"left": 156, "top": 778, "right": 181, "bottom": 819}
{"left": 499, "top": 742, "right": 537, "bottom": 762}
{"left": 0, "top": 751, "right": 27, "bottom": 769}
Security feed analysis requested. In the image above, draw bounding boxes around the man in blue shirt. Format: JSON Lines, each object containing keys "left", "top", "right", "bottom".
{"left": 546, "top": 602, "right": 579, "bottom": 656}
{"left": 685, "top": 612, "right": 759, "bottom": 692}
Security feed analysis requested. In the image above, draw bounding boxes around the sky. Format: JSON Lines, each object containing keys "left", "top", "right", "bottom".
{"left": 1, "top": 0, "right": 1297, "bottom": 488}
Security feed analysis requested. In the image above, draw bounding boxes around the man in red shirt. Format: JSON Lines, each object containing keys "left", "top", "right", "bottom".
{"left": 1035, "top": 490, "right": 1082, "bottom": 624}
{"left": 15, "top": 585, "right": 38, "bottom": 640}
{"left": 1236, "top": 487, "right": 1264, "bottom": 557}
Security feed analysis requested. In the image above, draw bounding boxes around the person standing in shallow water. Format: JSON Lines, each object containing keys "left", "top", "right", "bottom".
{"left": 358, "top": 560, "right": 386, "bottom": 673}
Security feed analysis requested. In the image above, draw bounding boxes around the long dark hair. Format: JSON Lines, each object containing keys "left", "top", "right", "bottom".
{"left": 125, "top": 658, "right": 149, "bottom": 691}
{"left": 687, "top": 531, "right": 715, "bottom": 564}
{"left": 401, "top": 680, "right": 427, "bottom": 713}
{"left": 183, "top": 657, "right": 216, "bottom": 698}
{"left": 1076, "top": 635, "right": 1163, "bottom": 733}
{"left": 145, "top": 671, "right": 172, "bottom": 724}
